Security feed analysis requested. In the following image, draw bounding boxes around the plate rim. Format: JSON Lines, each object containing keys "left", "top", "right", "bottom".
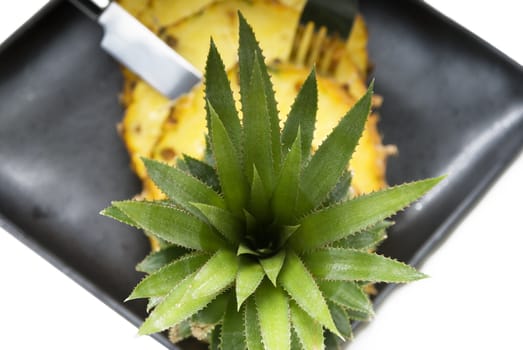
{"left": 0, "top": 0, "right": 521, "bottom": 348}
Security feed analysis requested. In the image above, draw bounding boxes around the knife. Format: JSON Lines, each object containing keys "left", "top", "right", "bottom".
{"left": 69, "top": 0, "right": 201, "bottom": 100}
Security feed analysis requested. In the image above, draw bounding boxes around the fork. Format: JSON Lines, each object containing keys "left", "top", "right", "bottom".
{"left": 290, "top": 0, "right": 358, "bottom": 74}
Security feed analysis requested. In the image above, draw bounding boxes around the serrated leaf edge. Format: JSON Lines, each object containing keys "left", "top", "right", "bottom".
{"left": 279, "top": 251, "right": 341, "bottom": 338}
{"left": 126, "top": 251, "right": 211, "bottom": 301}
{"left": 306, "top": 247, "right": 428, "bottom": 283}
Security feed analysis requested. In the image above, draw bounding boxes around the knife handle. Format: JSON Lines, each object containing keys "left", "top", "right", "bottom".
{"left": 69, "top": 0, "right": 111, "bottom": 20}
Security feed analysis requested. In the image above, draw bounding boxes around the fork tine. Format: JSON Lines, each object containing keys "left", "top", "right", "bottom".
{"left": 296, "top": 22, "right": 314, "bottom": 64}
{"left": 322, "top": 36, "right": 349, "bottom": 74}
{"left": 306, "top": 25, "right": 327, "bottom": 67}
{"left": 290, "top": 0, "right": 358, "bottom": 73}
{"left": 299, "top": 0, "right": 358, "bottom": 38}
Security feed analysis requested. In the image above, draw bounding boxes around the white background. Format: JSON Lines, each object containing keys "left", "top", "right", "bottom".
{"left": 0, "top": 1, "right": 522, "bottom": 349}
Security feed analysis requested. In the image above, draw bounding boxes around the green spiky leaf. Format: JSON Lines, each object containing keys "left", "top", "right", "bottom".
{"left": 281, "top": 69, "right": 317, "bottom": 160}
{"left": 182, "top": 154, "right": 221, "bottom": 192}
{"left": 113, "top": 201, "right": 226, "bottom": 251}
{"left": 128, "top": 252, "right": 210, "bottom": 300}
{"left": 289, "top": 301, "right": 324, "bottom": 349}
{"left": 279, "top": 251, "right": 339, "bottom": 336}
{"left": 322, "top": 170, "right": 352, "bottom": 207}
{"left": 272, "top": 131, "right": 302, "bottom": 224}
{"left": 221, "top": 299, "right": 246, "bottom": 350}
{"left": 238, "top": 13, "right": 281, "bottom": 174}
{"left": 138, "top": 272, "right": 199, "bottom": 335}
{"left": 346, "top": 308, "right": 373, "bottom": 322}
{"left": 205, "top": 38, "right": 242, "bottom": 152}
{"left": 142, "top": 158, "right": 226, "bottom": 218}
{"left": 289, "top": 177, "right": 444, "bottom": 251}
{"left": 209, "top": 325, "right": 222, "bottom": 350}
{"left": 244, "top": 298, "right": 264, "bottom": 350}
{"left": 100, "top": 205, "right": 138, "bottom": 228}
{"left": 328, "top": 302, "right": 353, "bottom": 340}
{"left": 136, "top": 246, "right": 190, "bottom": 274}
{"left": 259, "top": 249, "right": 286, "bottom": 286}
{"left": 255, "top": 280, "right": 291, "bottom": 350}
{"left": 236, "top": 257, "right": 265, "bottom": 309}
{"left": 238, "top": 243, "right": 261, "bottom": 257}
{"left": 146, "top": 296, "right": 163, "bottom": 312}
{"left": 249, "top": 166, "right": 271, "bottom": 222}
{"left": 324, "top": 331, "right": 344, "bottom": 350}
{"left": 318, "top": 280, "right": 373, "bottom": 314}
{"left": 209, "top": 103, "right": 249, "bottom": 217}
{"left": 295, "top": 83, "right": 373, "bottom": 215}
{"left": 334, "top": 220, "right": 391, "bottom": 250}
{"left": 242, "top": 52, "right": 275, "bottom": 189}
{"left": 190, "top": 250, "right": 239, "bottom": 299}
{"left": 191, "top": 202, "right": 243, "bottom": 244}
{"left": 192, "top": 291, "right": 230, "bottom": 325}
{"left": 139, "top": 250, "right": 238, "bottom": 335}
{"left": 303, "top": 248, "right": 427, "bottom": 282}
{"left": 290, "top": 330, "right": 302, "bottom": 350}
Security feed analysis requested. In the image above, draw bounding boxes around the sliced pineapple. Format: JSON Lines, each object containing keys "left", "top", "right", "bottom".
{"left": 119, "top": 68, "right": 139, "bottom": 107}
{"left": 120, "top": 81, "right": 173, "bottom": 179}
{"left": 117, "top": 0, "right": 148, "bottom": 18}
{"left": 158, "top": 0, "right": 300, "bottom": 72}
{"left": 117, "top": 0, "right": 218, "bottom": 29}
{"left": 137, "top": 0, "right": 217, "bottom": 30}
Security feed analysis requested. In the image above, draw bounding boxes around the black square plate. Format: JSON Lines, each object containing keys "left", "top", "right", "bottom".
{"left": 0, "top": 0, "right": 521, "bottom": 348}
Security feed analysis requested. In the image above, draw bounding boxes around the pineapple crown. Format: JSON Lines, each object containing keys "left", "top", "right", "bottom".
{"left": 102, "top": 13, "right": 442, "bottom": 349}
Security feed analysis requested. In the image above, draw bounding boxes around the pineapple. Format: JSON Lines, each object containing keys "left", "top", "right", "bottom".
{"left": 103, "top": 14, "right": 442, "bottom": 349}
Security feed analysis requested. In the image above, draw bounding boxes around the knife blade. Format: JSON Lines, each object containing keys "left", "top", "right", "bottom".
{"left": 69, "top": 0, "right": 201, "bottom": 100}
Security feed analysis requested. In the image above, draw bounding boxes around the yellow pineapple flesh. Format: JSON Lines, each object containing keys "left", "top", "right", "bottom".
{"left": 156, "top": 0, "right": 300, "bottom": 72}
